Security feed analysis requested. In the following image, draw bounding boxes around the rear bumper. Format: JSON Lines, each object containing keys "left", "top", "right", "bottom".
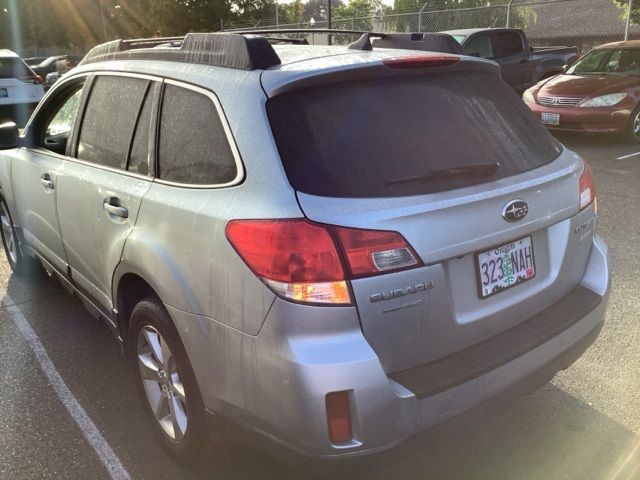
{"left": 526, "top": 100, "right": 631, "bottom": 133}
{"left": 173, "top": 235, "right": 610, "bottom": 459}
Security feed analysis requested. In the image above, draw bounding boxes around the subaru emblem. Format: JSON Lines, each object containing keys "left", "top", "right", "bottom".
{"left": 502, "top": 199, "right": 529, "bottom": 223}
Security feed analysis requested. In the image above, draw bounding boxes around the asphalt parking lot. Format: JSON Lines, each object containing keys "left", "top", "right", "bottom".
{"left": 0, "top": 132, "right": 638, "bottom": 480}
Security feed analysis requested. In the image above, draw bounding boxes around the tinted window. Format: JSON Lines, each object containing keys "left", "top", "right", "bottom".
{"left": 464, "top": 34, "right": 494, "bottom": 58}
{"left": 267, "top": 72, "right": 561, "bottom": 198}
{"left": 0, "top": 57, "right": 32, "bottom": 78}
{"left": 128, "top": 83, "right": 158, "bottom": 176}
{"left": 77, "top": 76, "right": 148, "bottom": 170}
{"left": 495, "top": 32, "right": 524, "bottom": 56}
{"left": 158, "top": 84, "right": 237, "bottom": 185}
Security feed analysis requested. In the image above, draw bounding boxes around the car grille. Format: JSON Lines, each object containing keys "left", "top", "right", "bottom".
{"left": 538, "top": 96, "right": 583, "bottom": 107}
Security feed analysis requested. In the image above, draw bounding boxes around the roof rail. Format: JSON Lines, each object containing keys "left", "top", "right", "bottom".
{"left": 79, "top": 30, "right": 464, "bottom": 71}
{"left": 80, "top": 32, "right": 282, "bottom": 71}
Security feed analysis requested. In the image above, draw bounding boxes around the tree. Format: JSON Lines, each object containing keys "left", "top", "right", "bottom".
{"left": 612, "top": 0, "right": 639, "bottom": 25}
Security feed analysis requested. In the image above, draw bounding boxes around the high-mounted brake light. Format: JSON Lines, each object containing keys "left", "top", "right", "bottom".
{"left": 579, "top": 159, "right": 596, "bottom": 211}
{"left": 383, "top": 55, "right": 460, "bottom": 69}
{"left": 225, "top": 219, "right": 422, "bottom": 305}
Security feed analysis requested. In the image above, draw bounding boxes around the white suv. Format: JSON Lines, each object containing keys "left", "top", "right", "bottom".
{"left": 0, "top": 50, "right": 44, "bottom": 126}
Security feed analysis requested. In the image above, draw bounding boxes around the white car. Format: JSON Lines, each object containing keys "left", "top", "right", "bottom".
{"left": 0, "top": 50, "right": 44, "bottom": 126}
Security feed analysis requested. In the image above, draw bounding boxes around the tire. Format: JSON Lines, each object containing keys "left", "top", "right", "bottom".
{"left": 129, "top": 296, "right": 212, "bottom": 463}
{"left": 623, "top": 105, "right": 640, "bottom": 143}
{"left": 0, "top": 197, "right": 39, "bottom": 276}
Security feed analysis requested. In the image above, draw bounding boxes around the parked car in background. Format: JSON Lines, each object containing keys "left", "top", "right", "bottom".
{"left": 24, "top": 56, "right": 48, "bottom": 67}
{"left": 0, "top": 32, "right": 610, "bottom": 462}
{"left": 443, "top": 28, "right": 578, "bottom": 92}
{"left": 523, "top": 41, "right": 640, "bottom": 142}
{"left": 0, "top": 50, "right": 44, "bottom": 127}
{"left": 42, "top": 56, "right": 81, "bottom": 91}
{"left": 31, "top": 54, "right": 83, "bottom": 78}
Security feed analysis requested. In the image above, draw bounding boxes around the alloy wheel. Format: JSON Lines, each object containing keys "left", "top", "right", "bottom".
{"left": 137, "top": 325, "right": 188, "bottom": 440}
{"left": 634, "top": 111, "right": 640, "bottom": 138}
{"left": 0, "top": 201, "right": 18, "bottom": 265}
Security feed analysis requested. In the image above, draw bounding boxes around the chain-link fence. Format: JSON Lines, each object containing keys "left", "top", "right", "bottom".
{"left": 223, "top": 0, "right": 638, "bottom": 54}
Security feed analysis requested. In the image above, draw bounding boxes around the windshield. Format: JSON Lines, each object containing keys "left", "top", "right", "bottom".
{"left": 268, "top": 71, "right": 561, "bottom": 198}
{"left": 566, "top": 48, "right": 640, "bottom": 75}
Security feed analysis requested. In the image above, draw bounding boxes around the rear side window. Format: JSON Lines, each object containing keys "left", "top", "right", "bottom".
{"left": 267, "top": 71, "right": 561, "bottom": 198}
{"left": 77, "top": 76, "right": 148, "bottom": 170}
{"left": 158, "top": 84, "right": 237, "bottom": 185}
{"left": 495, "top": 32, "right": 524, "bottom": 56}
{"left": 0, "top": 57, "right": 33, "bottom": 79}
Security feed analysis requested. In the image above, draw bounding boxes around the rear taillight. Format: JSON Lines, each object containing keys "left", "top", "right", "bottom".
{"left": 579, "top": 159, "right": 596, "bottom": 211}
{"left": 225, "top": 219, "right": 422, "bottom": 305}
{"left": 383, "top": 55, "right": 460, "bottom": 69}
{"left": 20, "top": 75, "right": 43, "bottom": 84}
{"left": 333, "top": 225, "right": 419, "bottom": 278}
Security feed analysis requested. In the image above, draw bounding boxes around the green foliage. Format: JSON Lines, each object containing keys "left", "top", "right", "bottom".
{"left": 612, "top": 0, "right": 639, "bottom": 25}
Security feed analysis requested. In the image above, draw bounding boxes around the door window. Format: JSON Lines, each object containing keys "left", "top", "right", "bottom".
{"left": 157, "top": 84, "right": 237, "bottom": 185}
{"left": 77, "top": 76, "right": 148, "bottom": 170}
{"left": 40, "top": 82, "right": 85, "bottom": 155}
{"left": 494, "top": 31, "right": 524, "bottom": 57}
{"left": 464, "top": 34, "right": 494, "bottom": 59}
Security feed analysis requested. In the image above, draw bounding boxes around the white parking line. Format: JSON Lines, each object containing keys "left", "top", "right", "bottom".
{"left": 3, "top": 294, "right": 131, "bottom": 480}
{"left": 616, "top": 151, "right": 640, "bottom": 160}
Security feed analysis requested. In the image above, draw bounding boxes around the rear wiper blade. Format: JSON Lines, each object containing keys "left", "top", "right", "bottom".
{"left": 386, "top": 162, "right": 500, "bottom": 186}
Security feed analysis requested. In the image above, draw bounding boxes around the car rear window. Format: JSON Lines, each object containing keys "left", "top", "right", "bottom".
{"left": 267, "top": 71, "right": 561, "bottom": 198}
{"left": 0, "top": 57, "right": 33, "bottom": 79}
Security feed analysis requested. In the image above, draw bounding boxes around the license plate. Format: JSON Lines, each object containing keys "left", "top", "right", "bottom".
{"left": 541, "top": 112, "right": 560, "bottom": 125}
{"left": 476, "top": 236, "right": 535, "bottom": 298}
{"left": 0, "top": 88, "right": 7, "bottom": 98}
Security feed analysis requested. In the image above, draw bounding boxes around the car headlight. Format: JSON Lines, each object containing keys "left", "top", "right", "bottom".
{"left": 579, "top": 93, "right": 627, "bottom": 107}
{"left": 522, "top": 89, "right": 536, "bottom": 104}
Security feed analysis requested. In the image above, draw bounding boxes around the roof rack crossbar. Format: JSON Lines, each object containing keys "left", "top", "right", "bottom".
{"left": 80, "top": 32, "right": 282, "bottom": 71}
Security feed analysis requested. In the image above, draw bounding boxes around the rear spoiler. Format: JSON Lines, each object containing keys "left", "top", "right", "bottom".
{"left": 261, "top": 53, "right": 501, "bottom": 98}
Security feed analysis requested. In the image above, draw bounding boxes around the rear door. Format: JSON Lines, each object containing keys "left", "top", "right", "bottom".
{"left": 266, "top": 68, "right": 591, "bottom": 373}
{"left": 56, "top": 73, "right": 158, "bottom": 311}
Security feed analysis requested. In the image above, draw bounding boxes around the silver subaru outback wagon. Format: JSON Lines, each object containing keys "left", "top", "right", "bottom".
{"left": 0, "top": 32, "right": 610, "bottom": 461}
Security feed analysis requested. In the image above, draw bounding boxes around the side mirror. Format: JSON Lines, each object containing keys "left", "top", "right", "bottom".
{"left": 561, "top": 64, "right": 569, "bottom": 73}
{"left": 0, "top": 122, "right": 19, "bottom": 150}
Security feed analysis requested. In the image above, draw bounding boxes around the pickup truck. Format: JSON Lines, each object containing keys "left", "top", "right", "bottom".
{"left": 442, "top": 28, "right": 578, "bottom": 92}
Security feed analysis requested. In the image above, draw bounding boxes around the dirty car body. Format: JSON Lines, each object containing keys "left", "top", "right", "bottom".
{"left": 0, "top": 33, "right": 610, "bottom": 459}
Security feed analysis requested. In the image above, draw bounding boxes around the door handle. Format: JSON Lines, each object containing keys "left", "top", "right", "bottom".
{"left": 40, "top": 174, "right": 54, "bottom": 190}
{"left": 103, "top": 198, "right": 129, "bottom": 218}
{"left": 519, "top": 59, "right": 529, "bottom": 64}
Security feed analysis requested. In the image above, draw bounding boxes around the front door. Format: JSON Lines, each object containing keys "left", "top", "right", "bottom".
{"left": 10, "top": 78, "right": 86, "bottom": 273}
{"left": 56, "top": 74, "right": 158, "bottom": 310}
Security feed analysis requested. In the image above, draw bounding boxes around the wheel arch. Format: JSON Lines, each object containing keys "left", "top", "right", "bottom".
{"left": 112, "top": 265, "right": 164, "bottom": 352}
